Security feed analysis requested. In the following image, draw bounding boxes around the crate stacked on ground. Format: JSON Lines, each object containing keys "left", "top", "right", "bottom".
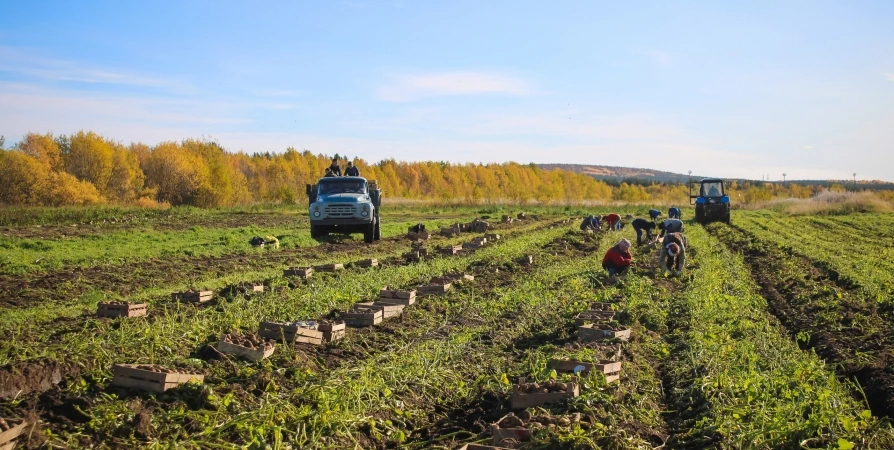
{"left": 314, "top": 263, "right": 344, "bottom": 272}
{"left": 418, "top": 277, "right": 453, "bottom": 295}
{"left": 284, "top": 266, "right": 313, "bottom": 279}
{"left": 97, "top": 301, "right": 147, "bottom": 318}
{"left": 354, "top": 301, "right": 405, "bottom": 319}
{"left": 489, "top": 411, "right": 580, "bottom": 447}
{"left": 379, "top": 287, "right": 417, "bottom": 305}
{"left": 217, "top": 332, "right": 275, "bottom": 361}
{"left": 439, "top": 244, "right": 463, "bottom": 256}
{"left": 111, "top": 364, "right": 204, "bottom": 393}
{"left": 354, "top": 258, "right": 379, "bottom": 268}
{"left": 576, "top": 301, "right": 631, "bottom": 342}
{"left": 172, "top": 289, "right": 213, "bottom": 304}
{"left": 259, "top": 320, "right": 346, "bottom": 345}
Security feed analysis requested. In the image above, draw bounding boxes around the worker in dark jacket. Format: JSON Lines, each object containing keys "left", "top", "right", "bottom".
{"left": 649, "top": 209, "right": 661, "bottom": 220}
{"left": 659, "top": 232, "right": 687, "bottom": 276}
{"left": 631, "top": 218, "right": 657, "bottom": 245}
{"left": 345, "top": 161, "right": 360, "bottom": 177}
{"left": 580, "top": 215, "right": 600, "bottom": 231}
{"left": 329, "top": 158, "right": 342, "bottom": 176}
{"left": 658, "top": 218, "right": 684, "bottom": 237}
{"left": 323, "top": 167, "right": 336, "bottom": 177}
{"left": 668, "top": 207, "right": 681, "bottom": 219}
{"left": 602, "top": 239, "right": 632, "bottom": 276}
{"left": 604, "top": 213, "right": 622, "bottom": 231}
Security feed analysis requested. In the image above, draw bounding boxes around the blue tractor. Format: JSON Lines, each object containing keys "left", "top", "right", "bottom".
{"left": 690, "top": 178, "right": 731, "bottom": 224}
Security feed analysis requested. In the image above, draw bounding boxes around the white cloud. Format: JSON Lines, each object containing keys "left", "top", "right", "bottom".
{"left": 0, "top": 45, "right": 170, "bottom": 88}
{"left": 887, "top": 73, "right": 894, "bottom": 81}
{"left": 804, "top": 145, "right": 813, "bottom": 149}
{"left": 377, "top": 71, "right": 531, "bottom": 101}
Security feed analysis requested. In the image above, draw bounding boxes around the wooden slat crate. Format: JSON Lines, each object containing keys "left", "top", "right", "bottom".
{"left": 517, "top": 255, "right": 534, "bottom": 266}
{"left": 491, "top": 425, "right": 531, "bottom": 445}
{"left": 439, "top": 245, "right": 463, "bottom": 255}
{"left": 314, "top": 263, "right": 344, "bottom": 272}
{"left": 402, "top": 251, "right": 422, "bottom": 262}
{"left": 217, "top": 338, "right": 275, "bottom": 362}
{"left": 97, "top": 302, "right": 147, "bottom": 318}
{"left": 457, "top": 445, "right": 511, "bottom": 450}
{"left": 343, "top": 308, "right": 383, "bottom": 326}
{"left": 485, "top": 233, "right": 501, "bottom": 240}
{"left": 355, "top": 302, "right": 405, "bottom": 319}
{"left": 379, "top": 288, "right": 416, "bottom": 305}
{"left": 509, "top": 377, "right": 579, "bottom": 409}
{"left": 111, "top": 364, "right": 204, "bottom": 393}
{"left": 258, "top": 321, "right": 346, "bottom": 344}
{"left": 407, "top": 231, "right": 431, "bottom": 240}
{"left": 284, "top": 267, "right": 313, "bottom": 279}
{"left": 0, "top": 418, "right": 32, "bottom": 450}
{"left": 578, "top": 324, "right": 631, "bottom": 342}
{"left": 418, "top": 283, "right": 452, "bottom": 294}
{"left": 355, "top": 258, "right": 379, "bottom": 268}
{"left": 574, "top": 310, "right": 616, "bottom": 326}
{"left": 589, "top": 302, "right": 617, "bottom": 311}
{"left": 172, "top": 290, "right": 213, "bottom": 304}
{"left": 548, "top": 359, "right": 622, "bottom": 383}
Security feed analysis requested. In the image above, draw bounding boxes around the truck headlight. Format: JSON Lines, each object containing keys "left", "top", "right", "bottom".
{"left": 313, "top": 211, "right": 321, "bottom": 217}
{"left": 361, "top": 210, "right": 369, "bottom": 217}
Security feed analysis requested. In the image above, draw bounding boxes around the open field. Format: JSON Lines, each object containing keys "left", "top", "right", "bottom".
{"left": 1, "top": 206, "right": 893, "bottom": 449}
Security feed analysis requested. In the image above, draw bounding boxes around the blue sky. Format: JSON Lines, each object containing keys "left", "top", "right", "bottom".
{"left": 1, "top": 1, "right": 892, "bottom": 180}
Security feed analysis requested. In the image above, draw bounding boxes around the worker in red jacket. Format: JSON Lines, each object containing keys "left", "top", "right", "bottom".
{"left": 604, "top": 213, "right": 623, "bottom": 231}
{"left": 602, "top": 239, "right": 633, "bottom": 276}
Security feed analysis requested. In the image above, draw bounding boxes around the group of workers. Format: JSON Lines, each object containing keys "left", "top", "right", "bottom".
{"left": 585, "top": 207, "right": 687, "bottom": 279}
{"left": 324, "top": 157, "right": 361, "bottom": 177}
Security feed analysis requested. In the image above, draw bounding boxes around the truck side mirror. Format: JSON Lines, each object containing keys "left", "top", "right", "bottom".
{"left": 305, "top": 184, "right": 312, "bottom": 196}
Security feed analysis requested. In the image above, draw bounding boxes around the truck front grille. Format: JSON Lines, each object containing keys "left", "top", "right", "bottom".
{"left": 325, "top": 204, "right": 357, "bottom": 218}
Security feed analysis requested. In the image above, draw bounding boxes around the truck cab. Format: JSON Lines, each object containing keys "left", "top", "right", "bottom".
{"left": 306, "top": 177, "right": 382, "bottom": 243}
{"left": 690, "top": 178, "right": 731, "bottom": 224}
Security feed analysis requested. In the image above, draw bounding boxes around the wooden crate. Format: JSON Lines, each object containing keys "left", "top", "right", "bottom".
{"left": 111, "top": 364, "right": 204, "bottom": 393}
{"left": 355, "top": 302, "right": 405, "bottom": 319}
{"left": 485, "top": 233, "right": 501, "bottom": 240}
{"left": 343, "top": 308, "right": 383, "bottom": 326}
{"left": 418, "top": 283, "right": 452, "bottom": 294}
{"left": 355, "top": 258, "right": 379, "bottom": 268}
{"left": 462, "top": 242, "right": 484, "bottom": 250}
{"left": 589, "top": 302, "right": 617, "bottom": 311}
{"left": 578, "top": 324, "right": 631, "bottom": 342}
{"left": 0, "top": 419, "right": 32, "bottom": 450}
{"left": 501, "top": 215, "right": 513, "bottom": 223}
{"left": 517, "top": 255, "right": 534, "bottom": 266}
{"left": 458, "top": 444, "right": 510, "bottom": 450}
{"left": 548, "top": 359, "right": 622, "bottom": 383}
{"left": 491, "top": 425, "right": 531, "bottom": 445}
{"left": 97, "top": 302, "right": 147, "bottom": 318}
{"left": 403, "top": 251, "right": 422, "bottom": 262}
{"left": 438, "top": 273, "right": 474, "bottom": 284}
{"left": 439, "top": 245, "right": 463, "bottom": 255}
{"left": 379, "top": 288, "right": 416, "bottom": 305}
{"left": 258, "top": 321, "right": 346, "bottom": 344}
{"left": 172, "top": 290, "right": 212, "bottom": 303}
{"left": 509, "top": 377, "right": 579, "bottom": 409}
{"left": 516, "top": 213, "right": 527, "bottom": 220}
{"left": 574, "top": 310, "right": 616, "bottom": 326}
{"left": 407, "top": 231, "right": 431, "bottom": 240}
{"left": 217, "top": 338, "right": 275, "bottom": 362}
{"left": 314, "top": 263, "right": 344, "bottom": 272}
{"left": 284, "top": 267, "right": 313, "bottom": 279}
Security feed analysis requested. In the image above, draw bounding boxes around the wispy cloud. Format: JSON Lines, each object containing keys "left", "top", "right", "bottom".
{"left": 887, "top": 73, "right": 894, "bottom": 81}
{"left": 0, "top": 45, "right": 170, "bottom": 88}
{"left": 377, "top": 71, "right": 531, "bottom": 102}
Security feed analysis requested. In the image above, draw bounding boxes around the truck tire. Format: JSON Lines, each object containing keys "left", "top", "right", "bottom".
{"left": 311, "top": 225, "right": 327, "bottom": 239}
{"left": 374, "top": 216, "right": 381, "bottom": 241}
{"left": 364, "top": 221, "right": 375, "bottom": 244}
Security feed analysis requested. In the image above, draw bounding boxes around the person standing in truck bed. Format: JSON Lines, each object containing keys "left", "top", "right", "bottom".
{"left": 345, "top": 161, "right": 360, "bottom": 177}
{"left": 329, "top": 157, "right": 342, "bottom": 176}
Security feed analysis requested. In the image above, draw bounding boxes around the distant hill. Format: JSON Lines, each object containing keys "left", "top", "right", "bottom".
{"left": 539, "top": 164, "right": 894, "bottom": 190}
{"left": 538, "top": 164, "right": 702, "bottom": 184}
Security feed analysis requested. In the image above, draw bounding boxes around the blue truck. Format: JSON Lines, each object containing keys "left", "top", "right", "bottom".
{"left": 690, "top": 178, "right": 731, "bottom": 224}
{"left": 306, "top": 177, "right": 382, "bottom": 243}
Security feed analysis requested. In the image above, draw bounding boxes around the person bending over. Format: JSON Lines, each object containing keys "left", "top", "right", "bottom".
{"left": 659, "top": 218, "right": 684, "bottom": 237}
{"left": 668, "top": 207, "right": 681, "bottom": 219}
{"left": 580, "top": 215, "right": 600, "bottom": 231}
{"left": 602, "top": 239, "right": 633, "bottom": 276}
{"left": 603, "top": 213, "right": 622, "bottom": 231}
{"left": 659, "top": 232, "right": 687, "bottom": 276}
{"left": 631, "top": 218, "right": 657, "bottom": 245}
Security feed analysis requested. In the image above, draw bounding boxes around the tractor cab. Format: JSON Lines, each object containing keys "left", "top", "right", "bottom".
{"left": 690, "top": 178, "right": 731, "bottom": 224}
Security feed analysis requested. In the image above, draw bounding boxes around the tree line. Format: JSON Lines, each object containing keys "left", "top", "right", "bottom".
{"left": 0, "top": 131, "right": 877, "bottom": 207}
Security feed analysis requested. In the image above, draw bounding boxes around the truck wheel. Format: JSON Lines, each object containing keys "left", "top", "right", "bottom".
{"left": 311, "top": 225, "right": 327, "bottom": 239}
{"left": 364, "top": 222, "right": 375, "bottom": 244}
{"left": 374, "top": 217, "right": 381, "bottom": 241}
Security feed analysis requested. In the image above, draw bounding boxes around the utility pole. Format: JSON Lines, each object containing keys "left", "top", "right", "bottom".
{"left": 853, "top": 173, "right": 857, "bottom": 191}
{"left": 782, "top": 173, "right": 786, "bottom": 185}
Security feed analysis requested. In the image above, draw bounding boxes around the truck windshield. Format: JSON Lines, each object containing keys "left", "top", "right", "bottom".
{"left": 701, "top": 182, "right": 724, "bottom": 197}
{"left": 318, "top": 180, "right": 367, "bottom": 195}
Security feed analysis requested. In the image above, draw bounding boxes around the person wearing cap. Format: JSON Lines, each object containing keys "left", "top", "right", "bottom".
{"left": 668, "top": 207, "right": 681, "bottom": 219}
{"left": 580, "top": 214, "right": 600, "bottom": 231}
{"left": 603, "top": 213, "right": 623, "bottom": 231}
{"left": 328, "top": 157, "right": 342, "bottom": 176}
{"left": 658, "top": 218, "right": 684, "bottom": 238}
{"left": 631, "top": 218, "right": 657, "bottom": 245}
{"left": 659, "top": 232, "right": 687, "bottom": 276}
{"left": 345, "top": 161, "right": 360, "bottom": 177}
{"left": 648, "top": 209, "right": 661, "bottom": 220}
{"left": 602, "top": 238, "right": 633, "bottom": 276}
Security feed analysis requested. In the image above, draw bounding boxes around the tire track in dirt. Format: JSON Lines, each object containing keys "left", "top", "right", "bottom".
{"left": 709, "top": 222, "right": 894, "bottom": 419}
